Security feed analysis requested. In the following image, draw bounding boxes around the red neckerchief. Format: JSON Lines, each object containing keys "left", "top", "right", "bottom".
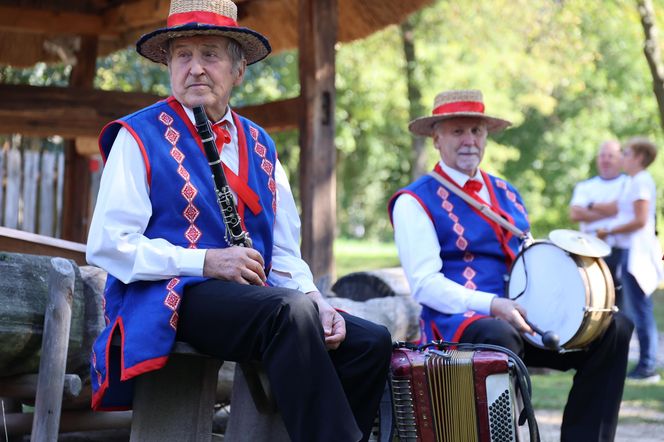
{"left": 169, "top": 99, "right": 263, "bottom": 224}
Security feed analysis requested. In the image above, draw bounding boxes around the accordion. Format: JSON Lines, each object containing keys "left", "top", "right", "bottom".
{"left": 389, "top": 344, "right": 526, "bottom": 442}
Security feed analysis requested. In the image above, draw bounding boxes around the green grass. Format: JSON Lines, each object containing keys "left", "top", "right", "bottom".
{"left": 334, "top": 238, "right": 400, "bottom": 277}
{"left": 333, "top": 239, "right": 664, "bottom": 417}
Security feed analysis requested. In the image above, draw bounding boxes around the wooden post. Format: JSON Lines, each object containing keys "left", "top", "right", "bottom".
{"left": 62, "top": 36, "right": 97, "bottom": 243}
{"left": 298, "top": 0, "right": 338, "bottom": 288}
{"left": 30, "top": 257, "right": 75, "bottom": 442}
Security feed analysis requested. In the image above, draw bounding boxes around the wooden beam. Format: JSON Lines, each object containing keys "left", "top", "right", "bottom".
{"left": 0, "top": 6, "right": 110, "bottom": 36}
{"left": 0, "top": 84, "right": 300, "bottom": 141}
{"left": 103, "top": 0, "right": 169, "bottom": 33}
{"left": 62, "top": 37, "right": 98, "bottom": 244}
{"left": 298, "top": 0, "right": 337, "bottom": 287}
{"left": 0, "top": 226, "right": 86, "bottom": 266}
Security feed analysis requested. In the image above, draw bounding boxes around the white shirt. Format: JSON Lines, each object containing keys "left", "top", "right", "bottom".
{"left": 569, "top": 174, "right": 627, "bottom": 245}
{"left": 392, "top": 161, "right": 496, "bottom": 316}
{"left": 610, "top": 170, "right": 664, "bottom": 294}
{"left": 86, "top": 105, "right": 318, "bottom": 293}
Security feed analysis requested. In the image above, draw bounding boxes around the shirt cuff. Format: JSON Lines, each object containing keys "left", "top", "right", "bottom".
{"left": 177, "top": 248, "right": 207, "bottom": 277}
{"left": 466, "top": 291, "right": 496, "bottom": 315}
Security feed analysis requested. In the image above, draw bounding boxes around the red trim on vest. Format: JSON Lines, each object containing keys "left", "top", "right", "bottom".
{"left": 481, "top": 170, "right": 517, "bottom": 265}
{"left": 167, "top": 11, "right": 238, "bottom": 28}
{"left": 451, "top": 314, "right": 487, "bottom": 342}
{"left": 388, "top": 190, "right": 434, "bottom": 226}
{"left": 433, "top": 101, "right": 485, "bottom": 115}
{"left": 99, "top": 120, "right": 152, "bottom": 188}
{"left": 91, "top": 318, "right": 123, "bottom": 410}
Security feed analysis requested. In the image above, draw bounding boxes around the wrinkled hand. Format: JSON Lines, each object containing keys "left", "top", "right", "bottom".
{"left": 490, "top": 297, "right": 534, "bottom": 335}
{"left": 307, "top": 291, "right": 346, "bottom": 350}
{"left": 203, "top": 247, "right": 266, "bottom": 285}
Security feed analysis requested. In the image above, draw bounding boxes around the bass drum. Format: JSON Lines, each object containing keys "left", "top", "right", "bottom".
{"left": 507, "top": 241, "right": 615, "bottom": 351}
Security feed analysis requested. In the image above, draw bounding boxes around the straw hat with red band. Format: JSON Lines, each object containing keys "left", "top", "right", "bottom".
{"left": 408, "top": 89, "right": 512, "bottom": 137}
{"left": 136, "top": 0, "right": 271, "bottom": 66}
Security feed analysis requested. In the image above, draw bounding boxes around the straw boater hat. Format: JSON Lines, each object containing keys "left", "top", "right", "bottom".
{"left": 136, "top": 0, "right": 271, "bottom": 65}
{"left": 408, "top": 89, "right": 512, "bottom": 137}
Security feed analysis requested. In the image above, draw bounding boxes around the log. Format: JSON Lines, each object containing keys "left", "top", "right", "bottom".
{"left": 0, "top": 252, "right": 104, "bottom": 378}
{"left": 329, "top": 267, "right": 421, "bottom": 342}
{"left": 0, "top": 373, "right": 81, "bottom": 400}
{"left": 31, "top": 257, "right": 75, "bottom": 442}
{"left": 330, "top": 267, "right": 411, "bottom": 300}
{"left": 4, "top": 410, "right": 132, "bottom": 436}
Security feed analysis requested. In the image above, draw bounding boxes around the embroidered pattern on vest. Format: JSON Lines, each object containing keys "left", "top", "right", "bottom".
{"left": 435, "top": 185, "right": 477, "bottom": 290}
{"left": 248, "top": 124, "right": 277, "bottom": 214}
{"left": 160, "top": 110, "right": 201, "bottom": 330}
{"left": 495, "top": 179, "right": 527, "bottom": 216}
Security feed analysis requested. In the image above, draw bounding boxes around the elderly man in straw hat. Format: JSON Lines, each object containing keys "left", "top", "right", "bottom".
{"left": 86, "top": 1, "right": 391, "bottom": 440}
{"left": 389, "top": 89, "right": 633, "bottom": 441}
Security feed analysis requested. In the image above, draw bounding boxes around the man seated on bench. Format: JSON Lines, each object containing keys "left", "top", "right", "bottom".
{"left": 85, "top": 1, "right": 392, "bottom": 441}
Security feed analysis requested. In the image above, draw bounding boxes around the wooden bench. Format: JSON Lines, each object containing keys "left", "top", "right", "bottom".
{"left": 126, "top": 340, "right": 290, "bottom": 442}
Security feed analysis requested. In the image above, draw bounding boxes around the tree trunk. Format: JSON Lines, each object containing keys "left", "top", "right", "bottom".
{"left": 637, "top": 0, "right": 664, "bottom": 131}
{"left": 401, "top": 18, "right": 428, "bottom": 179}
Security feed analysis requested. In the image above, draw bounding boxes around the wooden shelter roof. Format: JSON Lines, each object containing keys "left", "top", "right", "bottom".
{"left": 0, "top": 0, "right": 432, "bottom": 67}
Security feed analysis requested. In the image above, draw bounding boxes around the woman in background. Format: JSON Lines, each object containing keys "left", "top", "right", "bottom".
{"left": 597, "top": 137, "right": 663, "bottom": 382}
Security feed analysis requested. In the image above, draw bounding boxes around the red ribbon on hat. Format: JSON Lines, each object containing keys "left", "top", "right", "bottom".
{"left": 433, "top": 101, "right": 485, "bottom": 116}
{"left": 168, "top": 11, "right": 238, "bottom": 28}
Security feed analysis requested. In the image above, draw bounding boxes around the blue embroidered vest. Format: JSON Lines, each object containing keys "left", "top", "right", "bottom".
{"left": 91, "top": 97, "right": 278, "bottom": 410}
{"left": 388, "top": 166, "right": 530, "bottom": 341}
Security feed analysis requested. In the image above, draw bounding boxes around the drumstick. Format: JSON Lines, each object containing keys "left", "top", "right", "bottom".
{"left": 523, "top": 318, "right": 560, "bottom": 351}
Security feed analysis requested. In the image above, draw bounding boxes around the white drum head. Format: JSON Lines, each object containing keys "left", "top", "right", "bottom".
{"left": 508, "top": 242, "right": 586, "bottom": 348}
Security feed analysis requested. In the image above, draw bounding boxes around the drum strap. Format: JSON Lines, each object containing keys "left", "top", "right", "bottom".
{"left": 427, "top": 171, "right": 531, "bottom": 242}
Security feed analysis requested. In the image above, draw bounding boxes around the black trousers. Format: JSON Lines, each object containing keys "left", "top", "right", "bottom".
{"left": 461, "top": 313, "right": 633, "bottom": 442}
{"left": 176, "top": 279, "right": 392, "bottom": 442}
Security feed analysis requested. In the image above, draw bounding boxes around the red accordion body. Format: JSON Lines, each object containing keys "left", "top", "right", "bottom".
{"left": 390, "top": 347, "right": 518, "bottom": 442}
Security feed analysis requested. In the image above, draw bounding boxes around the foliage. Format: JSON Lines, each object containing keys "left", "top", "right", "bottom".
{"left": 5, "top": 0, "right": 664, "bottom": 241}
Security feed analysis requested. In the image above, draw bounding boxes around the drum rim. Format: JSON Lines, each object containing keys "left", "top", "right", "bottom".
{"left": 507, "top": 240, "right": 615, "bottom": 351}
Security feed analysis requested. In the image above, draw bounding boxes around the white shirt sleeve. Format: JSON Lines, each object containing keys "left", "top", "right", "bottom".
{"left": 86, "top": 127, "right": 206, "bottom": 284}
{"left": 392, "top": 193, "right": 496, "bottom": 315}
{"left": 267, "top": 160, "right": 319, "bottom": 293}
{"left": 569, "top": 181, "right": 589, "bottom": 207}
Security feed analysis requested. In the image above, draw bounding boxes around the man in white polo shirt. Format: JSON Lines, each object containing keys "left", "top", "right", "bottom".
{"left": 569, "top": 140, "right": 627, "bottom": 307}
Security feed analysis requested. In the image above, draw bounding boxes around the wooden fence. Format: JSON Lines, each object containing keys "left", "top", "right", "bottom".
{"left": 0, "top": 135, "right": 101, "bottom": 240}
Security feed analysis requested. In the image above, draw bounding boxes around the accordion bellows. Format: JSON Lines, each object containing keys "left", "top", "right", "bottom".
{"left": 390, "top": 348, "right": 518, "bottom": 442}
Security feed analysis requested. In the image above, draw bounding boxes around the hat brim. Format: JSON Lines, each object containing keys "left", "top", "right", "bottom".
{"left": 408, "top": 112, "right": 512, "bottom": 137}
{"left": 136, "top": 24, "right": 271, "bottom": 65}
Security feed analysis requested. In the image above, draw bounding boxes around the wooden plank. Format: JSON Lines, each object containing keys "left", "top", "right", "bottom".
{"left": 22, "top": 147, "right": 39, "bottom": 233}
{"left": 0, "top": 147, "right": 5, "bottom": 226}
{"left": 39, "top": 150, "right": 57, "bottom": 236}
{"left": 5, "top": 144, "right": 21, "bottom": 229}
{"left": 0, "top": 84, "right": 300, "bottom": 140}
{"left": 298, "top": 0, "right": 338, "bottom": 286}
{"left": 0, "top": 226, "right": 86, "bottom": 266}
{"left": 55, "top": 151, "right": 65, "bottom": 238}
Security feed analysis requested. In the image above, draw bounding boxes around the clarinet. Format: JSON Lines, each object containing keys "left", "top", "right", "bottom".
{"left": 192, "top": 105, "right": 253, "bottom": 248}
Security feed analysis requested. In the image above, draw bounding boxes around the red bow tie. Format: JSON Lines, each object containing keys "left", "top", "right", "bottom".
{"left": 463, "top": 179, "right": 483, "bottom": 194}
{"left": 212, "top": 122, "right": 231, "bottom": 151}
